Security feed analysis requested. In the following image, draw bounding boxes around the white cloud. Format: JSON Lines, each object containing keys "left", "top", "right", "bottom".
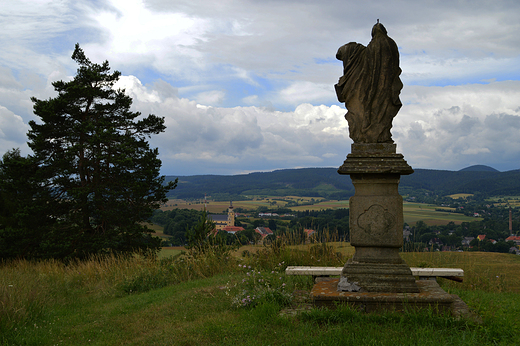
{"left": 0, "top": 106, "right": 30, "bottom": 154}
{"left": 395, "top": 81, "right": 520, "bottom": 171}
{"left": 242, "top": 95, "right": 258, "bottom": 105}
{"left": 194, "top": 90, "right": 226, "bottom": 105}
{"left": 2, "top": 0, "right": 520, "bottom": 174}
{"left": 113, "top": 76, "right": 350, "bottom": 173}
{"left": 278, "top": 82, "right": 336, "bottom": 106}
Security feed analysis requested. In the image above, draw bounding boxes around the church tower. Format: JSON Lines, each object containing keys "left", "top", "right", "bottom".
{"left": 228, "top": 201, "right": 235, "bottom": 227}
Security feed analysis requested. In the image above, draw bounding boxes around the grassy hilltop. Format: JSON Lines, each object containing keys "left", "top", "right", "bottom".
{"left": 2, "top": 243, "right": 519, "bottom": 345}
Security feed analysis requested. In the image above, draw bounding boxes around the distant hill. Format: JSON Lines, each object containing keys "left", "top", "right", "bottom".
{"left": 164, "top": 166, "right": 520, "bottom": 199}
{"left": 165, "top": 168, "right": 354, "bottom": 200}
{"left": 458, "top": 165, "right": 499, "bottom": 172}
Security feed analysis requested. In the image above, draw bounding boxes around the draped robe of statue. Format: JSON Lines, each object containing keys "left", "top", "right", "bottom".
{"left": 335, "top": 23, "right": 403, "bottom": 143}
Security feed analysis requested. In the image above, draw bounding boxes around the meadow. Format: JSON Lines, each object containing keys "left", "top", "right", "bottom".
{"left": 402, "top": 202, "right": 481, "bottom": 226}
{"left": 2, "top": 241, "right": 519, "bottom": 345}
{"left": 161, "top": 197, "right": 480, "bottom": 226}
{"left": 161, "top": 196, "right": 332, "bottom": 213}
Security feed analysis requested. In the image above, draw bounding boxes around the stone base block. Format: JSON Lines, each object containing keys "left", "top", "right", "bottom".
{"left": 312, "top": 279, "right": 454, "bottom": 314}
{"left": 342, "top": 261, "right": 419, "bottom": 293}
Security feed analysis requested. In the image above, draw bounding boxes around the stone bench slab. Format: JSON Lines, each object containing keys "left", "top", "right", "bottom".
{"left": 286, "top": 266, "right": 463, "bottom": 282}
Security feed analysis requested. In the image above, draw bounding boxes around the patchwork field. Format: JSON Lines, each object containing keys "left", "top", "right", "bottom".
{"left": 403, "top": 202, "right": 481, "bottom": 226}
{"left": 485, "top": 196, "right": 520, "bottom": 207}
{"left": 160, "top": 198, "right": 481, "bottom": 226}
{"left": 161, "top": 197, "right": 349, "bottom": 213}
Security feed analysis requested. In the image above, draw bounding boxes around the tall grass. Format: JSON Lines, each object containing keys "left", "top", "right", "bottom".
{"left": 401, "top": 250, "right": 520, "bottom": 294}
{"left": 0, "top": 234, "right": 339, "bottom": 333}
{"left": 0, "top": 249, "right": 240, "bottom": 332}
{"left": 0, "top": 255, "right": 143, "bottom": 330}
{"left": 2, "top": 237, "right": 520, "bottom": 345}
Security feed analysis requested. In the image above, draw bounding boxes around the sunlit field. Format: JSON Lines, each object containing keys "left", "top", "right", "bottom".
{"left": 486, "top": 196, "right": 520, "bottom": 207}
{"left": 403, "top": 202, "right": 481, "bottom": 226}
{"left": 448, "top": 193, "right": 474, "bottom": 199}
{"left": 160, "top": 198, "right": 481, "bottom": 226}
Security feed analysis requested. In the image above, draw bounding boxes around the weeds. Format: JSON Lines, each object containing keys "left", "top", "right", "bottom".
{"left": 228, "top": 262, "right": 292, "bottom": 309}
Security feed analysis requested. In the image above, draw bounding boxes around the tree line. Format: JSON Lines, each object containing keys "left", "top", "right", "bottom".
{"left": 164, "top": 166, "right": 520, "bottom": 200}
{"left": 151, "top": 207, "right": 351, "bottom": 246}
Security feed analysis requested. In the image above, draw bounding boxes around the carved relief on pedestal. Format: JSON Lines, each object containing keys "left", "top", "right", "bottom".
{"left": 357, "top": 204, "right": 395, "bottom": 237}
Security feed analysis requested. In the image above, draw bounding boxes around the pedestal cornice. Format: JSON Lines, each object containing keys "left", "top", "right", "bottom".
{"left": 338, "top": 143, "right": 414, "bottom": 175}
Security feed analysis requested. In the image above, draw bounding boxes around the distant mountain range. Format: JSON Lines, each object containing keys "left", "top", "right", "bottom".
{"left": 164, "top": 165, "right": 520, "bottom": 199}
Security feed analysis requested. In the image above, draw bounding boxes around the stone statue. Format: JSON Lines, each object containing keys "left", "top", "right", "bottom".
{"left": 335, "top": 22, "right": 403, "bottom": 143}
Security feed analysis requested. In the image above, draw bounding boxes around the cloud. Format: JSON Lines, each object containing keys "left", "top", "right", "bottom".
{"left": 194, "top": 90, "right": 226, "bottom": 105}
{"left": 2, "top": 0, "right": 520, "bottom": 175}
{"left": 278, "top": 81, "right": 336, "bottom": 106}
{"left": 395, "top": 81, "right": 520, "bottom": 171}
{"left": 0, "top": 106, "right": 30, "bottom": 154}
{"left": 113, "top": 75, "right": 350, "bottom": 174}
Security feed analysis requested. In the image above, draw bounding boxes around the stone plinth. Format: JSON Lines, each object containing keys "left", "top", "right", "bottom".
{"left": 338, "top": 143, "right": 418, "bottom": 293}
{"left": 312, "top": 279, "right": 455, "bottom": 314}
{"left": 338, "top": 143, "right": 413, "bottom": 175}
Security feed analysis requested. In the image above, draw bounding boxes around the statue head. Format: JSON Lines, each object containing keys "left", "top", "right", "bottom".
{"left": 371, "top": 22, "right": 387, "bottom": 37}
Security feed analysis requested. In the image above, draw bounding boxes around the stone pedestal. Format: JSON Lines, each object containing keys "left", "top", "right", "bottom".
{"left": 338, "top": 143, "right": 418, "bottom": 293}
{"left": 312, "top": 279, "right": 456, "bottom": 313}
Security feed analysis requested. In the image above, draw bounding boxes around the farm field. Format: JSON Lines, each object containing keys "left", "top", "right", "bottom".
{"left": 403, "top": 202, "right": 481, "bottom": 226}
{"left": 161, "top": 196, "right": 341, "bottom": 213}
{"left": 447, "top": 193, "right": 474, "bottom": 199}
{"left": 485, "top": 196, "right": 520, "bottom": 207}
{"left": 160, "top": 198, "right": 481, "bottom": 226}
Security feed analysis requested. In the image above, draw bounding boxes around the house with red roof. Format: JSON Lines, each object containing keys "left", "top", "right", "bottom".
{"left": 506, "top": 235, "right": 520, "bottom": 246}
{"left": 223, "top": 226, "right": 245, "bottom": 234}
{"left": 254, "top": 227, "right": 273, "bottom": 238}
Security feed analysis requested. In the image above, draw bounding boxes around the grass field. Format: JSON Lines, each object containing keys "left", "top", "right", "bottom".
{"left": 158, "top": 247, "right": 184, "bottom": 259}
{"left": 485, "top": 196, "right": 520, "bottom": 208}
{"left": 160, "top": 198, "right": 481, "bottom": 227}
{"left": 2, "top": 245, "right": 520, "bottom": 345}
{"left": 403, "top": 202, "right": 481, "bottom": 226}
{"left": 448, "top": 193, "right": 474, "bottom": 199}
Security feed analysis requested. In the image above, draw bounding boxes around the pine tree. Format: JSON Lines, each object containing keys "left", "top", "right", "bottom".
{"left": 0, "top": 149, "right": 56, "bottom": 259}
{"left": 23, "top": 44, "right": 176, "bottom": 259}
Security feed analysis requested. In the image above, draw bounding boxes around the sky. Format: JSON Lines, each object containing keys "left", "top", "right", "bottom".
{"left": 1, "top": 0, "right": 520, "bottom": 176}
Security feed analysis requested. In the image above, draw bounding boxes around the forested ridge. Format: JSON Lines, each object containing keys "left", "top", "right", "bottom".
{"left": 165, "top": 166, "right": 520, "bottom": 199}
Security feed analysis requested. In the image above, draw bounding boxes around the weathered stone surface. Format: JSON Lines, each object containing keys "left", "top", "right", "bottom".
{"left": 337, "top": 277, "right": 361, "bottom": 292}
{"left": 312, "top": 279, "right": 455, "bottom": 314}
{"left": 341, "top": 261, "right": 419, "bottom": 293}
{"left": 338, "top": 143, "right": 413, "bottom": 175}
{"left": 331, "top": 24, "right": 456, "bottom": 307}
{"left": 285, "top": 266, "right": 464, "bottom": 279}
{"left": 335, "top": 23, "right": 402, "bottom": 143}
{"left": 337, "top": 144, "right": 418, "bottom": 292}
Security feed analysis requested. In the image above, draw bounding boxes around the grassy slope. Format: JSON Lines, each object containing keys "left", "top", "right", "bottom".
{"left": 4, "top": 277, "right": 518, "bottom": 345}
{"left": 2, "top": 249, "right": 520, "bottom": 345}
